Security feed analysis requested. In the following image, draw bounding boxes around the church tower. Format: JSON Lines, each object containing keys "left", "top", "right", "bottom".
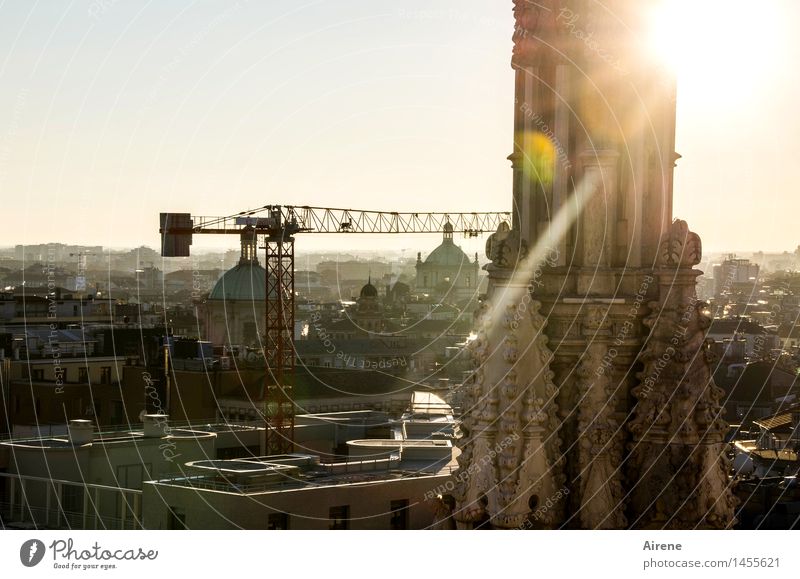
{"left": 451, "top": 0, "right": 735, "bottom": 529}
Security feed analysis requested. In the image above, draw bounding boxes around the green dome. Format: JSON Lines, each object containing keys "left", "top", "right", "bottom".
{"left": 209, "top": 262, "right": 267, "bottom": 301}
{"left": 424, "top": 239, "right": 471, "bottom": 267}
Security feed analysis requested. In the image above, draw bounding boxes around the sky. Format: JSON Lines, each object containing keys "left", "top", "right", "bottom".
{"left": 0, "top": 0, "right": 798, "bottom": 255}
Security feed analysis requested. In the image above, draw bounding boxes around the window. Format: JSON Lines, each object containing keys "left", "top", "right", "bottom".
{"left": 117, "top": 464, "right": 145, "bottom": 488}
{"left": 55, "top": 368, "right": 66, "bottom": 383}
{"left": 78, "top": 367, "right": 89, "bottom": 383}
{"left": 31, "top": 369, "right": 44, "bottom": 381}
{"left": 390, "top": 499, "right": 409, "bottom": 530}
{"left": 112, "top": 401, "right": 124, "bottom": 422}
{"left": 267, "top": 512, "right": 289, "bottom": 530}
{"left": 61, "top": 485, "right": 84, "bottom": 515}
{"left": 243, "top": 322, "right": 257, "bottom": 343}
{"left": 100, "top": 367, "right": 112, "bottom": 384}
{"left": 167, "top": 507, "right": 186, "bottom": 530}
{"left": 329, "top": 505, "right": 349, "bottom": 530}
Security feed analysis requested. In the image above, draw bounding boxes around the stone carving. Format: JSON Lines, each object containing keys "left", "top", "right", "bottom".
{"left": 452, "top": 274, "right": 563, "bottom": 528}
{"left": 574, "top": 312, "right": 627, "bottom": 529}
{"left": 659, "top": 219, "right": 702, "bottom": 268}
{"left": 511, "top": 0, "right": 580, "bottom": 68}
{"left": 485, "top": 221, "right": 528, "bottom": 269}
{"left": 627, "top": 221, "right": 736, "bottom": 529}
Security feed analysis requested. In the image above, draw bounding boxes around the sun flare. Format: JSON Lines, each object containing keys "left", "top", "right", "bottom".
{"left": 648, "top": 0, "right": 782, "bottom": 100}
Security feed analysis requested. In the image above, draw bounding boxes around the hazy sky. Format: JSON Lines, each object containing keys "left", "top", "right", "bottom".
{"left": 1, "top": 0, "right": 798, "bottom": 255}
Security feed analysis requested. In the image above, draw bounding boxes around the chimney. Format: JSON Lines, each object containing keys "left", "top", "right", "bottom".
{"left": 142, "top": 414, "right": 168, "bottom": 438}
{"left": 68, "top": 419, "right": 94, "bottom": 445}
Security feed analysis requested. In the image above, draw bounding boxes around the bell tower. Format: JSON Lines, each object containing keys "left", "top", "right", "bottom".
{"left": 451, "top": 0, "right": 736, "bottom": 529}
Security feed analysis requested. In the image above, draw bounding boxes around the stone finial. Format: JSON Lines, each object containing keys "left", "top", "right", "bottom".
{"left": 658, "top": 219, "right": 702, "bottom": 268}
{"left": 511, "top": 0, "right": 567, "bottom": 67}
{"left": 485, "top": 222, "right": 527, "bottom": 269}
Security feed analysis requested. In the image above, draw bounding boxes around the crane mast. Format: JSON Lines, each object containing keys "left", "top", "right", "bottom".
{"left": 160, "top": 205, "right": 510, "bottom": 455}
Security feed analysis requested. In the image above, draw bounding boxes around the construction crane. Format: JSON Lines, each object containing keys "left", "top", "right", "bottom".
{"left": 159, "top": 205, "right": 510, "bottom": 454}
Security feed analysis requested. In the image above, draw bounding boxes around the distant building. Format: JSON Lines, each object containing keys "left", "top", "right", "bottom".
{"left": 316, "top": 260, "right": 392, "bottom": 284}
{"left": 706, "top": 318, "right": 779, "bottom": 360}
{"left": 713, "top": 256, "right": 759, "bottom": 297}
{"left": 715, "top": 360, "right": 799, "bottom": 425}
{"left": 142, "top": 394, "right": 455, "bottom": 530}
{"left": 0, "top": 416, "right": 262, "bottom": 529}
{"left": 414, "top": 223, "right": 479, "bottom": 302}
{"left": 202, "top": 229, "right": 267, "bottom": 347}
{"left": 0, "top": 393, "right": 458, "bottom": 530}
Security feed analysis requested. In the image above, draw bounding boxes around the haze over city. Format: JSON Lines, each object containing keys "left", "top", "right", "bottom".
{"left": 5, "top": 1, "right": 800, "bottom": 571}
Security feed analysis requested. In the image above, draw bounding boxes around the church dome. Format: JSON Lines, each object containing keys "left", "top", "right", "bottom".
{"left": 424, "top": 223, "right": 471, "bottom": 266}
{"left": 208, "top": 262, "right": 267, "bottom": 301}
{"left": 208, "top": 227, "right": 271, "bottom": 301}
{"left": 360, "top": 279, "right": 379, "bottom": 298}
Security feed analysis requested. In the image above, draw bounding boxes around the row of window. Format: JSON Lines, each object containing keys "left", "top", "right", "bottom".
{"left": 12, "top": 396, "right": 125, "bottom": 421}
{"left": 28, "top": 366, "right": 113, "bottom": 384}
{"left": 264, "top": 500, "right": 410, "bottom": 530}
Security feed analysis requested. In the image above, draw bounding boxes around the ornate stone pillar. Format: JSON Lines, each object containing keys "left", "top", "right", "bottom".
{"left": 627, "top": 220, "right": 737, "bottom": 529}
{"left": 453, "top": 224, "right": 564, "bottom": 529}
{"left": 574, "top": 306, "right": 627, "bottom": 529}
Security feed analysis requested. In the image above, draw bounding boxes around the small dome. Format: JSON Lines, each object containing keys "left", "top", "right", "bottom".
{"left": 360, "top": 280, "right": 379, "bottom": 298}
{"left": 209, "top": 262, "right": 268, "bottom": 301}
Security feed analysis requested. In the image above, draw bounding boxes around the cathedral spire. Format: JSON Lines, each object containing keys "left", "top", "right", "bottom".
{"left": 449, "top": 0, "right": 733, "bottom": 530}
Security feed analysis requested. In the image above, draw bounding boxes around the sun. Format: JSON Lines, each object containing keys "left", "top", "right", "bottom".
{"left": 647, "top": 0, "right": 782, "bottom": 101}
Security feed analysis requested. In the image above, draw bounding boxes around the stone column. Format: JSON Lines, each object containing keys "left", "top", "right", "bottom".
{"left": 574, "top": 305, "right": 628, "bottom": 529}
{"left": 626, "top": 220, "right": 737, "bottom": 529}
{"left": 453, "top": 223, "right": 564, "bottom": 529}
